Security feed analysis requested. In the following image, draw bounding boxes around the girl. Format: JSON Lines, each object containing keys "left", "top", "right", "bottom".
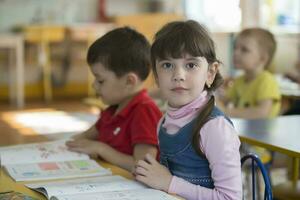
{"left": 134, "top": 20, "right": 242, "bottom": 200}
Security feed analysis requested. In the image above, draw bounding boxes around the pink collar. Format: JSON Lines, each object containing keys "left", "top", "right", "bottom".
{"left": 166, "top": 91, "right": 209, "bottom": 120}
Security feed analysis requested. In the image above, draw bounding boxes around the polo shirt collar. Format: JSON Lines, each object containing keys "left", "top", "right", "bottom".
{"left": 115, "top": 89, "right": 148, "bottom": 118}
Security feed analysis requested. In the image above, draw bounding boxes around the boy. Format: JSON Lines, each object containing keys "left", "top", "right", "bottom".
{"left": 221, "top": 28, "right": 281, "bottom": 119}
{"left": 219, "top": 28, "right": 281, "bottom": 165}
{"left": 66, "top": 27, "right": 162, "bottom": 171}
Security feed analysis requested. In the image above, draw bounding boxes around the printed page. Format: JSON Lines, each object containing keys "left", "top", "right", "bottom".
{"left": 5, "top": 159, "right": 111, "bottom": 182}
{"left": 0, "top": 140, "right": 89, "bottom": 165}
{"left": 26, "top": 175, "right": 146, "bottom": 199}
{"left": 50, "top": 189, "right": 179, "bottom": 200}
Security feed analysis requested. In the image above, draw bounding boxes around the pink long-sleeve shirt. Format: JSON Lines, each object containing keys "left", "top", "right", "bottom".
{"left": 162, "top": 91, "right": 242, "bottom": 200}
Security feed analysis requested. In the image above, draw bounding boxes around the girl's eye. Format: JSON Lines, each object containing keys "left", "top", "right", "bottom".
{"left": 162, "top": 62, "right": 173, "bottom": 69}
{"left": 98, "top": 80, "right": 104, "bottom": 84}
{"left": 186, "top": 63, "right": 198, "bottom": 69}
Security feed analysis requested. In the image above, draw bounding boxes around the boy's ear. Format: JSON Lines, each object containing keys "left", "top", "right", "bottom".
{"left": 260, "top": 52, "right": 269, "bottom": 66}
{"left": 125, "top": 72, "right": 139, "bottom": 86}
{"left": 206, "top": 62, "right": 219, "bottom": 86}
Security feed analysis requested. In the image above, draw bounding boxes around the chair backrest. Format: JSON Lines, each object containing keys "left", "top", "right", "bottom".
{"left": 241, "top": 153, "right": 273, "bottom": 200}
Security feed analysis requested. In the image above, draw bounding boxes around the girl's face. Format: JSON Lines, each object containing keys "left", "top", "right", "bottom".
{"left": 155, "top": 54, "right": 217, "bottom": 108}
{"left": 233, "top": 36, "right": 266, "bottom": 72}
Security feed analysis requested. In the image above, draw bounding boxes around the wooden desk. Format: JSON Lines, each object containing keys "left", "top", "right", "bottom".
{"left": 233, "top": 116, "right": 300, "bottom": 199}
{"left": 0, "top": 34, "right": 24, "bottom": 108}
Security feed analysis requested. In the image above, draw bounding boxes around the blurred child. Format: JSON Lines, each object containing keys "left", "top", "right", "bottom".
{"left": 134, "top": 20, "right": 242, "bottom": 200}
{"left": 220, "top": 28, "right": 282, "bottom": 169}
{"left": 221, "top": 28, "right": 281, "bottom": 119}
{"left": 66, "top": 27, "right": 162, "bottom": 171}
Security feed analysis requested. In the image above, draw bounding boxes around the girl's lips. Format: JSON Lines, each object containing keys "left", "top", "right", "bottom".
{"left": 171, "top": 87, "right": 187, "bottom": 91}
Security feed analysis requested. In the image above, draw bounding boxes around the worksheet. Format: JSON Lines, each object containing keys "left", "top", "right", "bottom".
{"left": 26, "top": 175, "right": 148, "bottom": 199}
{"left": 50, "top": 188, "right": 179, "bottom": 200}
{"left": 0, "top": 140, "right": 89, "bottom": 165}
{"left": 5, "top": 159, "right": 111, "bottom": 182}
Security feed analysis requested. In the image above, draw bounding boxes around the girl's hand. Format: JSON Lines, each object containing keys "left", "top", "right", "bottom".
{"left": 134, "top": 154, "right": 172, "bottom": 192}
{"left": 66, "top": 139, "right": 105, "bottom": 158}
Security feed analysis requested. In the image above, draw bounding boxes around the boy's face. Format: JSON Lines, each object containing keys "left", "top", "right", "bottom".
{"left": 233, "top": 36, "right": 266, "bottom": 72}
{"left": 90, "top": 63, "right": 128, "bottom": 106}
{"left": 155, "top": 54, "right": 214, "bottom": 108}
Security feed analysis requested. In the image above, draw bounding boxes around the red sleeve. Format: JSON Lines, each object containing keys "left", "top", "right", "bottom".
{"left": 129, "top": 102, "right": 162, "bottom": 146}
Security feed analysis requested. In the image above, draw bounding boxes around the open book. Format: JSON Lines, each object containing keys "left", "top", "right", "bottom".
{"left": 0, "top": 140, "right": 111, "bottom": 182}
{"left": 26, "top": 175, "right": 178, "bottom": 200}
{"left": 5, "top": 159, "right": 111, "bottom": 182}
{"left": 0, "top": 140, "right": 89, "bottom": 165}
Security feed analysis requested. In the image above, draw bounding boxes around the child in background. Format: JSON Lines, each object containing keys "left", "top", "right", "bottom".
{"left": 220, "top": 28, "right": 281, "bottom": 168}
{"left": 221, "top": 28, "right": 281, "bottom": 119}
{"left": 134, "top": 20, "right": 242, "bottom": 200}
{"left": 66, "top": 27, "right": 162, "bottom": 171}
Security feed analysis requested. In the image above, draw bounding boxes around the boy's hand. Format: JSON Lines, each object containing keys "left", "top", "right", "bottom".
{"left": 66, "top": 139, "right": 107, "bottom": 158}
{"left": 134, "top": 154, "right": 172, "bottom": 192}
{"left": 71, "top": 133, "right": 86, "bottom": 140}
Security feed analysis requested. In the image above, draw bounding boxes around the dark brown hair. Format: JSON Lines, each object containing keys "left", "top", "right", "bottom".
{"left": 151, "top": 20, "right": 223, "bottom": 155}
{"left": 237, "top": 28, "right": 276, "bottom": 70}
{"left": 87, "top": 27, "right": 151, "bottom": 81}
{"left": 151, "top": 20, "right": 223, "bottom": 93}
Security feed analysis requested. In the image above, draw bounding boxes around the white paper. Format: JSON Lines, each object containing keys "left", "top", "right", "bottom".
{"left": 50, "top": 189, "right": 179, "bottom": 200}
{"left": 26, "top": 175, "right": 146, "bottom": 199}
{"left": 5, "top": 159, "right": 111, "bottom": 182}
{"left": 0, "top": 140, "right": 89, "bottom": 165}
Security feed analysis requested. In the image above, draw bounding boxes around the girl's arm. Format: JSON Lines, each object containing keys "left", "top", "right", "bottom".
{"left": 225, "top": 99, "right": 273, "bottom": 119}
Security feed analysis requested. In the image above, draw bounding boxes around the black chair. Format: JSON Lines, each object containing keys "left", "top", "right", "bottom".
{"left": 241, "top": 153, "right": 273, "bottom": 200}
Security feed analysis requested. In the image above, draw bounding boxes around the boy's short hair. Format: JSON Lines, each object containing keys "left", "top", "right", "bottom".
{"left": 87, "top": 27, "right": 151, "bottom": 81}
{"left": 238, "top": 28, "right": 276, "bottom": 69}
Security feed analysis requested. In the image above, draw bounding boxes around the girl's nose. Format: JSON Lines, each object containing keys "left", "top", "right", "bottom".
{"left": 172, "top": 67, "right": 185, "bottom": 82}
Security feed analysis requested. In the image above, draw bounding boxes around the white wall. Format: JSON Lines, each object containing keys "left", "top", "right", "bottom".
{"left": 0, "top": 0, "right": 299, "bottom": 77}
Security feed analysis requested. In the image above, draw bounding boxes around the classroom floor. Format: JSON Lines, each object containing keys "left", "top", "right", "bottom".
{"left": 0, "top": 99, "right": 98, "bottom": 146}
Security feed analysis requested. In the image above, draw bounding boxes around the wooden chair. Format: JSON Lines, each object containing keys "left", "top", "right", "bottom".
{"left": 24, "top": 25, "right": 66, "bottom": 102}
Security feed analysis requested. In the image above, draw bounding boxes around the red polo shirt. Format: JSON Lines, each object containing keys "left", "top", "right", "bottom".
{"left": 95, "top": 89, "right": 162, "bottom": 155}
